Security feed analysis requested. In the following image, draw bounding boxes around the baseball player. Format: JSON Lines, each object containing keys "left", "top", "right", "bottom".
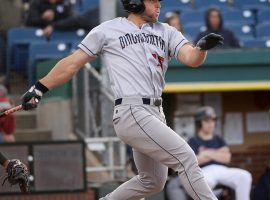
{"left": 0, "top": 152, "right": 29, "bottom": 192}
{"left": 21, "top": 0, "right": 224, "bottom": 199}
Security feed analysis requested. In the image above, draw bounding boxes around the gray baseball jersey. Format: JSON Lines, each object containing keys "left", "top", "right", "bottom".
{"left": 79, "top": 17, "right": 217, "bottom": 200}
{"left": 78, "top": 17, "right": 188, "bottom": 98}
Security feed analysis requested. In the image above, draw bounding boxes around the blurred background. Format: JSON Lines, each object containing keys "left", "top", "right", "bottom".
{"left": 0, "top": 0, "right": 270, "bottom": 199}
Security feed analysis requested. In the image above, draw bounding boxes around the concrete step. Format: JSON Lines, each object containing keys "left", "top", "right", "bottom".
{"left": 14, "top": 111, "right": 37, "bottom": 129}
{"left": 15, "top": 128, "right": 52, "bottom": 142}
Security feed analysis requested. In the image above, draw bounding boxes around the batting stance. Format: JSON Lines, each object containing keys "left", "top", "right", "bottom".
{"left": 21, "top": 0, "right": 224, "bottom": 199}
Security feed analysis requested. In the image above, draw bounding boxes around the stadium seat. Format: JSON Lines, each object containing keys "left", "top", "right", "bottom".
{"left": 225, "top": 23, "right": 254, "bottom": 39}
{"left": 159, "top": 6, "right": 193, "bottom": 22}
{"left": 162, "top": 0, "right": 193, "bottom": 8}
{"left": 223, "top": 10, "right": 255, "bottom": 25}
{"left": 50, "top": 30, "right": 86, "bottom": 44}
{"left": 195, "top": 0, "right": 230, "bottom": 10}
{"left": 256, "top": 23, "right": 270, "bottom": 39}
{"left": 180, "top": 10, "right": 205, "bottom": 27}
{"left": 240, "top": 38, "right": 270, "bottom": 48}
{"left": 28, "top": 42, "right": 71, "bottom": 85}
{"left": 74, "top": 0, "right": 99, "bottom": 12}
{"left": 257, "top": 9, "right": 270, "bottom": 24}
{"left": 6, "top": 28, "right": 46, "bottom": 76}
{"left": 233, "top": 0, "right": 269, "bottom": 10}
{"left": 183, "top": 24, "right": 206, "bottom": 42}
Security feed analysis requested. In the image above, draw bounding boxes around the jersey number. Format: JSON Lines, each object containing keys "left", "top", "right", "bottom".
{"left": 152, "top": 54, "right": 164, "bottom": 71}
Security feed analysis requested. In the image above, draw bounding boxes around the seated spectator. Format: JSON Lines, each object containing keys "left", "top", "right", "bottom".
{"left": 195, "top": 7, "right": 240, "bottom": 49}
{"left": 0, "top": 85, "right": 15, "bottom": 143}
{"left": 164, "top": 11, "right": 183, "bottom": 32}
{"left": 254, "top": 164, "right": 270, "bottom": 200}
{"left": 188, "top": 106, "right": 252, "bottom": 200}
{"left": 42, "top": 1, "right": 127, "bottom": 38}
{"left": 25, "top": 0, "right": 72, "bottom": 28}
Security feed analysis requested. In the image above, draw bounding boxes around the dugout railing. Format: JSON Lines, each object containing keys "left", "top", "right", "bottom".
{"left": 72, "top": 63, "right": 127, "bottom": 182}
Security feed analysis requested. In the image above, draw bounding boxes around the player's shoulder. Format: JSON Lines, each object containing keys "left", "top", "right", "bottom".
{"left": 97, "top": 17, "right": 123, "bottom": 29}
{"left": 155, "top": 21, "right": 172, "bottom": 30}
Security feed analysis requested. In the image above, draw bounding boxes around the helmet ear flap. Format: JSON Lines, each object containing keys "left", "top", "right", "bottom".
{"left": 121, "top": 0, "right": 145, "bottom": 14}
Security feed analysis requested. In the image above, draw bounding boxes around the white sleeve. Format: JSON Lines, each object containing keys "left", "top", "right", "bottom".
{"left": 168, "top": 26, "right": 189, "bottom": 59}
{"left": 78, "top": 25, "right": 106, "bottom": 57}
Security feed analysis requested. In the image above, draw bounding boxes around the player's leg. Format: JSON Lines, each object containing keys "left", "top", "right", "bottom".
{"left": 101, "top": 149, "right": 168, "bottom": 200}
{"left": 114, "top": 105, "right": 217, "bottom": 200}
{"left": 201, "top": 165, "right": 220, "bottom": 189}
{"left": 214, "top": 165, "right": 252, "bottom": 200}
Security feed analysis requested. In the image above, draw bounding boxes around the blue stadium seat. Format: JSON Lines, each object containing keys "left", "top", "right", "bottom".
{"left": 81, "top": 0, "right": 99, "bottom": 11}
{"left": 183, "top": 24, "right": 205, "bottom": 42}
{"left": 28, "top": 42, "right": 71, "bottom": 84}
{"left": 240, "top": 38, "right": 270, "bottom": 48}
{"left": 233, "top": 0, "right": 269, "bottom": 10}
{"left": 257, "top": 9, "right": 270, "bottom": 24}
{"left": 180, "top": 10, "right": 205, "bottom": 27}
{"left": 162, "top": 0, "right": 193, "bottom": 8}
{"left": 6, "top": 28, "right": 46, "bottom": 75}
{"left": 256, "top": 23, "right": 270, "bottom": 39}
{"left": 159, "top": 6, "right": 193, "bottom": 22}
{"left": 195, "top": 0, "right": 230, "bottom": 10}
{"left": 50, "top": 30, "right": 86, "bottom": 44}
{"left": 225, "top": 23, "right": 254, "bottom": 39}
{"left": 222, "top": 10, "right": 255, "bottom": 25}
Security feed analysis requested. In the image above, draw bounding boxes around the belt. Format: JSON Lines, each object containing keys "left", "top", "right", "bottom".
{"left": 115, "top": 97, "right": 162, "bottom": 107}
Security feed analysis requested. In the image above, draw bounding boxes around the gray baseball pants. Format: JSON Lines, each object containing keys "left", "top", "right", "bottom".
{"left": 100, "top": 97, "right": 217, "bottom": 200}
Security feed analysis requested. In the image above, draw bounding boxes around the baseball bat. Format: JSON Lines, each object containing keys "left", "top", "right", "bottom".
{"left": 0, "top": 105, "right": 23, "bottom": 118}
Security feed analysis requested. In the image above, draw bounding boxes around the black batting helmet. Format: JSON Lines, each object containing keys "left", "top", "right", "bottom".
{"left": 121, "top": 0, "right": 162, "bottom": 14}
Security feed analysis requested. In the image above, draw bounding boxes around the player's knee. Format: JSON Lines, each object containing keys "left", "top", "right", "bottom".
{"left": 138, "top": 174, "right": 166, "bottom": 194}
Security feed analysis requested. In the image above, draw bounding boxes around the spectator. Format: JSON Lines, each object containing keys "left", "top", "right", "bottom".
{"left": 254, "top": 164, "right": 270, "bottom": 200}
{"left": 188, "top": 106, "right": 252, "bottom": 200}
{"left": 0, "top": 0, "right": 23, "bottom": 73}
{"left": 195, "top": 7, "right": 240, "bottom": 49}
{"left": 164, "top": 11, "right": 183, "bottom": 32}
{"left": 42, "top": 1, "right": 127, "bottom": 38}
{"left": 25, "top": 0, "right": 72, "bottom": 28}
{"left": 0, "top": 85, "right": 15, "bottom": 143}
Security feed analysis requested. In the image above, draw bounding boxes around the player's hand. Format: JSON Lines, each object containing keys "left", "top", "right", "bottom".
{"left": 2, "top": 159, "right": 30, "bottom": 193}
{"left": 21, "top": 81, "right": 48, "bottom": 110}
{"left": 196, "top": 33, "right": 224, "bottom": 50}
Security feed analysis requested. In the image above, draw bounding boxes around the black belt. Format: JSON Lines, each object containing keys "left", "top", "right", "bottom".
{"left": 114, "top": 98, "right": 162, "bottom": 106}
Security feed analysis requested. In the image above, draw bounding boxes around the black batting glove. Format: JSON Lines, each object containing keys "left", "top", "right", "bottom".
{"left": 196, "top": 33, "right": 224, "bottom": 50}
{"left": 21, "top": 81, "right": 48, "bottom": 110}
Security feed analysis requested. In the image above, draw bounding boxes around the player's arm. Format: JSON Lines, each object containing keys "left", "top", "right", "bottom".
{"left": 21, "top": 49, "right": 95, "bottom": 110}
{"left": 204, "top": 147, "right": 232, "bottom": 164}
{"left": 39, "top": 49, "right": 94, "bottom": 89}
{"left": 177, "top": 33, "right": 224, "bottom": 68}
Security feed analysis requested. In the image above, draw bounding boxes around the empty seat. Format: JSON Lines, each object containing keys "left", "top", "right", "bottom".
{"left": 28, "top": 42, "right": 71, "bottom": 84}
{"left": 241, "top": 38, "right": 270, "bottom": 48}
{"left": 162, "top": 0, "right": 193, "bottom": 8}
{"left": 256, "top": 23, "right": 270, "bottom": 39}
{"left": 6, "top": 28, "right": 46, "bottom": 75}
{"left": 225, "top": 23, "right": 254, "bottom": 39}
{"left": 257, "top": 9, "right": 270, "bottom": 24}
{"left": 233, "top": 0, "right": 269, "bottom": 10}
{"left": 181, "top": 10, "right": 205, "bottom": 27}
{"left": 223, "top": 9, "right": 255, "bottom": 24}
{"left": 50, "top": 30, "right": 86, "bottom": 43}
{"left": 183, "top": 24, "right": 205, "bottom": 41}
{"left": 195, "top": 0, "right": 230, "bottom": 10}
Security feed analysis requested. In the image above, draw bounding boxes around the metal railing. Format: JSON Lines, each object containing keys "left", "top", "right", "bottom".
{"left": 72, "top": 63, "right": 127, "bottom": 181}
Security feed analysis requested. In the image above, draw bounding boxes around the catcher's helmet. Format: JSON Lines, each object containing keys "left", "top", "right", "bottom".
{"left": 121, "top": 0, "right": 162, "bottom": 14}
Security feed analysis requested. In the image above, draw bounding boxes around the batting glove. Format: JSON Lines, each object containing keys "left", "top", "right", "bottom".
{"left": 196, "top": 33, "right": 224, "bottom": 50}
{"left": 21, "top": 81, "right": 48, "bottom": 110}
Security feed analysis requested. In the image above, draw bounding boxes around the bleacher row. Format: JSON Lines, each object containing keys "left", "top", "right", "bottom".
{"left": 7, "top": 0, "right": 270, "bottom": 85}
{"left": 159, "top": 0, "right": 270, "bottom": 47}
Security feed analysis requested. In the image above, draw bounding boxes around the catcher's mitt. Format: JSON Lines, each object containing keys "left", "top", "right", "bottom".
{"left": 2, "top": 159, "right": 30, "bottom": 193}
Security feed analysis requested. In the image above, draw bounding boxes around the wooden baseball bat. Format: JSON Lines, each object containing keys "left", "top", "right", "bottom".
{"left": 0, "top": 105, "right": 23, "bottom": 118}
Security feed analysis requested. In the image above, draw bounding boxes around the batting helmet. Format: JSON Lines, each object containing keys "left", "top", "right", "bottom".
{"left": 121, "top": 0, "right": 162, "bottom": 14}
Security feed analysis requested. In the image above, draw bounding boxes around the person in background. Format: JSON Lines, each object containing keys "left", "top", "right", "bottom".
{"left": 188, "top": 106, "right": 252, "bottom": 200}
{"left": 0, "top": 85, "right": 16, "bottom": 143}
{"left": 25, "top": 0, "right": 72, "bottom": 28}
{"left": 254, "top": 164, "right": 270, "bottom": 200}
{"left": 164, "top": 11, "right": 183, "bottom": 32}
{"left": 195, "top": 7, "right": 240, "bottom": 49}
